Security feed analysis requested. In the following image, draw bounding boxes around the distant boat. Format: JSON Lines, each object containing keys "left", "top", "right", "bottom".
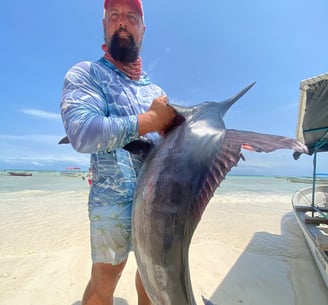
{"left": 287, "top": 176, "right": 328, "bottom": 184}
{"left": 60, "top": 167, "right": 84, "bottom": 178}
{"left": 8, "top": 171, "right": 32, "bottom": 177}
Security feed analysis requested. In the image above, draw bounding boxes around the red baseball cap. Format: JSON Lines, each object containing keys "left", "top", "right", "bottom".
{"left": 104, "top": 0, "right": 144, "bottom": 21}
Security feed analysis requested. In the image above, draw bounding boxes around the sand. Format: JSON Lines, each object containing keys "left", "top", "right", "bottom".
{"left": 0, "top": 190, "right": 327, "bottom": 305}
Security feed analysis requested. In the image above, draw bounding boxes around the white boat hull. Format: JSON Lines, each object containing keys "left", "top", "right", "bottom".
{"left": 292, "top": 186, "right": 328, "bottom": 288}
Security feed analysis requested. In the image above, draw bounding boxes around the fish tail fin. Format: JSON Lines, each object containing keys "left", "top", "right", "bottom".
{"left": 202, "top": 295, "right": 217, "bottom": 305}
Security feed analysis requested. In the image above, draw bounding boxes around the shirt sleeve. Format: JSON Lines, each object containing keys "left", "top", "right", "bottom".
{"left": 60, "top": 61, "right": 140, "bottom": 153}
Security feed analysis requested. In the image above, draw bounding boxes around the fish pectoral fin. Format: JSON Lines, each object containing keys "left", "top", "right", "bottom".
{"left": 202, "top": 295, "right": 217, "bottom": 305}
{"left": 58, "top": 136, "right": 70, "bottom": 144}
{"left": 228, "top": 130, "right": 308, "bottom": 154}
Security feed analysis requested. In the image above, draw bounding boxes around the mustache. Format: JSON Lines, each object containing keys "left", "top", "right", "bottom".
{"left": 115, "top": 28, "right": 133, "bottom": 38}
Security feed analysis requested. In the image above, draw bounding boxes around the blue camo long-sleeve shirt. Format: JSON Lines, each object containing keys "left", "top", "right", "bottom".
{"left": 60, "top": 57, "right": 164, "bottom": 209}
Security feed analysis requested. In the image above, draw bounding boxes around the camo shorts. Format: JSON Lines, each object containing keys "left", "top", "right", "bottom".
{"left": 89, "top": 204, "right": 132, "bottom": 265}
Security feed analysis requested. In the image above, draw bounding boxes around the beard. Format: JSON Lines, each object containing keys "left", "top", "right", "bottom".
{"left": 106, "top": 29, "right": 140, "bottom": 63}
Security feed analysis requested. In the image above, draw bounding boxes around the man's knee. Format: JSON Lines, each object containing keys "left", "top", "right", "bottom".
{"left": 91, "top": 261, "right": 127, "bottom": 291}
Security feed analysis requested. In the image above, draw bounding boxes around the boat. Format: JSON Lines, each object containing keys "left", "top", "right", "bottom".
{"left": 60, "top": 167, "right": 84, "bottom": 178}
{"left": 291, "top": 72, "right": 328, "bottom": 288}
{"left": 292, "top": 186, "right": 328, "bottom": 287}
{"left": 8, "top": 171, "right": 32, "bottom": 177}
{"left": 287, "top": 176, "right": 328, "bottom": 184}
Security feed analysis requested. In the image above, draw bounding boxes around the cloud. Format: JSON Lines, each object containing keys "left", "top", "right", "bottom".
{"left": 2, "top": 154, "right": 89, "bottom": 164}
{"left": 0, "top": 134, "right": 62, "bottom": 145}
{"left": 0, "top": 132, "right": 90, "bottom": 169}
{"left": 146, "top": 47, "right": 173, "bottom": 77}
{"left": 164, "top": 47, "right": 172, "bottom": 54}
{"left": 22, "top": 109, "right": 61, "bottom": 121}
{"left": 146, "top": 58, "right": 161, "bottom": 76}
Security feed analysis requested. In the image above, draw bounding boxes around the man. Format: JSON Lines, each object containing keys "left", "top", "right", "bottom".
{"left": 60, "top": 0, "right": 176, "bottom": 304}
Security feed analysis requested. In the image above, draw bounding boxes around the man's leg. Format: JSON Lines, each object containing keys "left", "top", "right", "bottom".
{"left": 135, "top": 269, "right": 152, "bottom": 305}
{"left": 82, "top": 260, "right": 127, "bottom": 305}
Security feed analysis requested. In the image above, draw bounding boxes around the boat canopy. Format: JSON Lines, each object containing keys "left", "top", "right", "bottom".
{"left": 294, "top": 72, "right": 328, "bottom": 159}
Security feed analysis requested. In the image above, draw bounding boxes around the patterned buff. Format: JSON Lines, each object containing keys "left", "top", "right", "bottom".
{"left": 103, "top": 0, "right": 143, "bottom": 80}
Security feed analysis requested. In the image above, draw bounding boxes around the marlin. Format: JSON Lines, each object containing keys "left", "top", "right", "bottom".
{"left": 58, "top": 83, "right": 308, "bottom": 305}
{"left": 131, "top": 83, "right": 308, "bottom": 305}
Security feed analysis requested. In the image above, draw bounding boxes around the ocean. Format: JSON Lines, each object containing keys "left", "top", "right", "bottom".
{"left": 0, "top": 171, "right": 89, "bottom": 193}
{"left": 0, "top": 171, "right": 306, "bottom": 194}
{"left": 0, "top": 172, "right": 307, "bottom": 257}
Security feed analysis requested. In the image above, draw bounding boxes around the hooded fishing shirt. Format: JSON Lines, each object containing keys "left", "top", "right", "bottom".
{"left": 60, "top": 57, "right": 164, "bottom": 209}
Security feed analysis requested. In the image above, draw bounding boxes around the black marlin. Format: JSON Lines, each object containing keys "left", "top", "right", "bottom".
{"left": 131, "top": 83, "right": 308, "bottom": 305}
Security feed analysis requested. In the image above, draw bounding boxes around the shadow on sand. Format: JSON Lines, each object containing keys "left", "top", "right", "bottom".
{"left": 206, "top": 212, "right": 328, "bottom": 305}
{"left": 71, "top": 213, "right": 328, "bottom": 305}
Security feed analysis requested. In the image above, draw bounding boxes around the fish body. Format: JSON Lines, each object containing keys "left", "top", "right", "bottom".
{"left": 131, "top": 83, "right": 307, "bottom": 305}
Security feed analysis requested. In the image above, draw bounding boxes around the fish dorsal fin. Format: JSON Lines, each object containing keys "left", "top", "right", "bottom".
{"left": 219, "top": 82, "right": 256, "bottom": 116}
{"left": 170, "top": 82, "right": 256, "bottom": 122}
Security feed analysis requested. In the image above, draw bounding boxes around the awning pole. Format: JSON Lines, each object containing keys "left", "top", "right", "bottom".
{"left": 311, "top": 151, "right": 317, "bottom": 217}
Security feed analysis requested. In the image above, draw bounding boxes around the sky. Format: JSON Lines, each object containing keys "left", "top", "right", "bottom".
{"left": 0, "top": 0, "right": 328, "bottom": 176}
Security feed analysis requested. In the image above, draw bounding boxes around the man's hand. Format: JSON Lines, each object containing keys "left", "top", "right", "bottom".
{"left": 138, "top": 96, "right": 176, "bottom": 135}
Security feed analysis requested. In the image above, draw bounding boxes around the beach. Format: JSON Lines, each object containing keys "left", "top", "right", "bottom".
{"left": 0, "top": 173, "right": 327, "bottom": 305}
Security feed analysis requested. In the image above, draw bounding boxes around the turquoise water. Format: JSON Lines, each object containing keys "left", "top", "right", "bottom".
{"left": 0, "top": 171, "right": 89, "bottom": 193}
{"left": 0, "top": 171, "right": 306, "bottom": 195}
{"left": 216, "top": 175, "right": 305, "bottom": 196}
